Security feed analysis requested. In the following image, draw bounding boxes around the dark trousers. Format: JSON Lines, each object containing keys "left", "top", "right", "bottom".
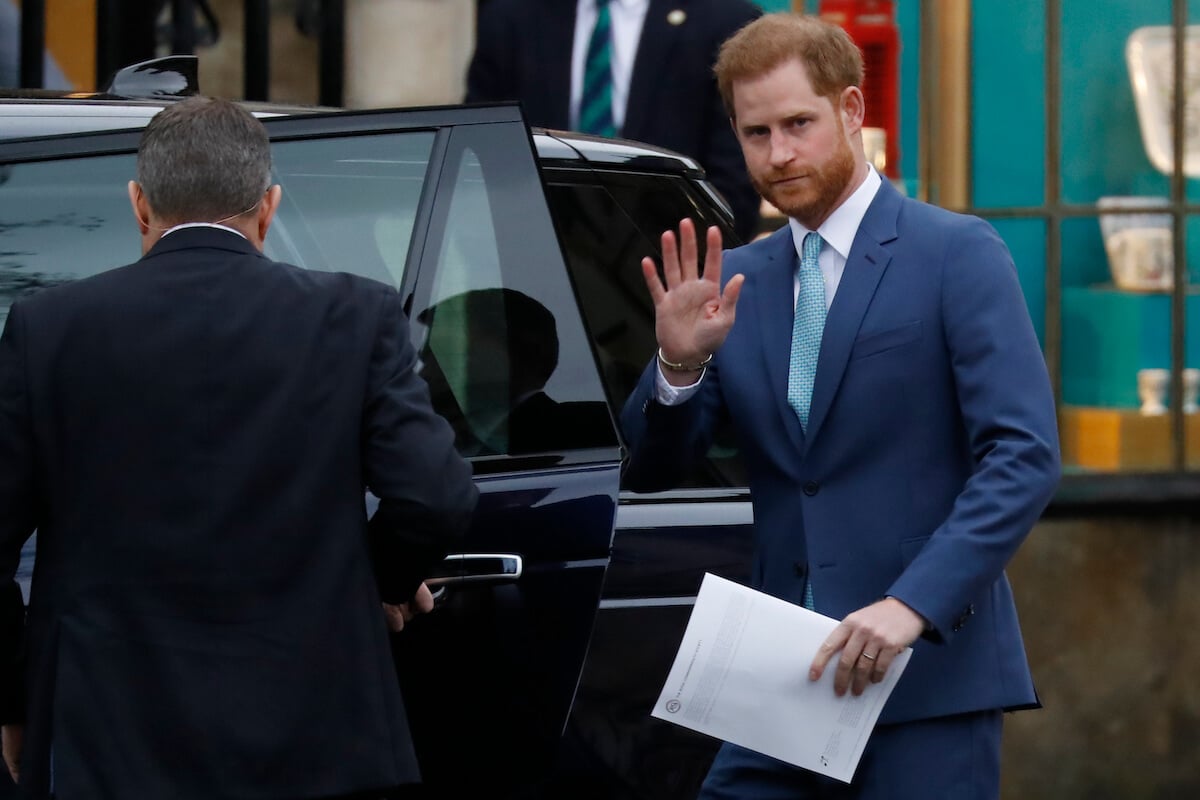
{"left": 698, "top": 710, "right": 1003, "bottom": 800}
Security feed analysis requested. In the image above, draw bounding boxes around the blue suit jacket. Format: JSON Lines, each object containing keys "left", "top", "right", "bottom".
{"left": 622, "top": 180, "right": 1061, "bottom": 724}
{"left": 466, "top": 0, "right": 762, "bottom": 242}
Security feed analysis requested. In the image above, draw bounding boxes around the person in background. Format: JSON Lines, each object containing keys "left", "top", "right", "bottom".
{"left": 621, "top": 13, "right": 1060, "bottom": 798}
{"left": 0, "top": 96, "right": 478, "bottom": 800}
{"left": 466, "top": 0, "right": 763, "bottom": 244}
{"left": 0, "top": 0, "right": 70, "bottom": 90}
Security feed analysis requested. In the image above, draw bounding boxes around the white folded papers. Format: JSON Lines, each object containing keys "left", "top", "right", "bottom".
{"left": 652, "top": 573, "right": 912, "bottom": 783}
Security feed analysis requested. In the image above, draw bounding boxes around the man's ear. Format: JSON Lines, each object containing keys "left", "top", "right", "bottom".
{"left": 256, "top": 185, "right": 282, "bottom": 241}
{"left": 128, "top": 181, "right": 151, "bottom": 235}
{"left": 839, "top": 86, "right": 865, "bottom": 135}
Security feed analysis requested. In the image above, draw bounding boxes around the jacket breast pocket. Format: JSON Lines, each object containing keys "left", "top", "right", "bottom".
{"left": 849, "top": 320, "right": 923, "bottom": 361}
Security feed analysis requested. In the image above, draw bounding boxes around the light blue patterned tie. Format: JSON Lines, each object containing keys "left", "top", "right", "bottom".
{"left": 787, "top": 232, "right": 826, "bottom": 431}
{"left": 789, "top": 232, "right": 823, "bottom": 611}
{"left": 579, "top": 0, "right": 617, "bottom": 137}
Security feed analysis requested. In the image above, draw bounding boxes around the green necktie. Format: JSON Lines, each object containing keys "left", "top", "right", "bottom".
{"left": 579, "top": 0, "right": 617, "bottom": 137}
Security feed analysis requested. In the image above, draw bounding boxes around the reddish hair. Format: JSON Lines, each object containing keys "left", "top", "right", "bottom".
{"left": 715, "top": 14, "right": 864, "bottom": 119}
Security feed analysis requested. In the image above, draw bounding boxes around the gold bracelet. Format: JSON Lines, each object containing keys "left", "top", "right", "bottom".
{"left": 657, "top": 347, "right": 713, "bottom": 373}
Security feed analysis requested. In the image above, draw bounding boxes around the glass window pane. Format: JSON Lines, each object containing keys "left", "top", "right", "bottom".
{"left": 1060, "top": 0, "right": 1172, "bottom": 204}
{"left": 0, "top": 154, "right": 140, "bottom": 330}
{"left": 411, "top": 124, "right": 616, "bottom": 459}
{"left": 1118, "top": 14, "right": 1200, "bottom": 202}
{"left": 972, "top": 0, "right": 1046, "bottom": 208}
{"left": 1060, "top": 215, "right": 1176, "bottom": 472}
{"left": 1188, "top": 214, "right": 1200, "bottom": 469}
{"left": 267, "top": 131, "right": 435, "bottom": 287}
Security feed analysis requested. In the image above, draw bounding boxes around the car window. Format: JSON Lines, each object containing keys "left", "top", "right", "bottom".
{"left": 545, "top": 173, "right": 748, "bottom": 488}
{"left": 0, "top": 130, "right": 435, "bottom": 337}
{"left": 0, "top": 154, "right": 142, "bottom": 330}
{"left": 0, "top": 120, "right": 618, "bottom": 470}
{"left": 265, "top": 131, "right": 435, "bottom": 286}
{"left": 409, "top": 123, "right": 617, "bottom": 461}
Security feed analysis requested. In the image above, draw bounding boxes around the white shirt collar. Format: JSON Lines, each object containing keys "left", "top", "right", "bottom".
{"left": 788, "top": 166, "right": 883, "bottom": 262}
{"left": 161, "top": 221, "right": 248, "bottom": 240}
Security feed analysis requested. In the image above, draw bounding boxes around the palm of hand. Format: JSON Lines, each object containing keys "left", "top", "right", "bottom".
{"left": 657, "top": 278, "right": 735, "bottom": 358}
{"left": 643, "top": 219, "right": 744, "bottom": 361}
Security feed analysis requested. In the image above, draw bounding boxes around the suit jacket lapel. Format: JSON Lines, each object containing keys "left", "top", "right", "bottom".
{"left": 625, "top": 0, "right": 687, "bottom": 138}
{"left": 804, "top": 180, "right": 902, "bottom": 445}
{"left": 751, "top": 228, "right": 807, "bottom": 452}
{"left": 536, "top": 0, "right": 577, "bottom": 129}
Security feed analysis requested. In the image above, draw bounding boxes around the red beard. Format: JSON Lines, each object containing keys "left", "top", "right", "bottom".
{"left": 752, "top": 134, "right": 856, "bottom": 228}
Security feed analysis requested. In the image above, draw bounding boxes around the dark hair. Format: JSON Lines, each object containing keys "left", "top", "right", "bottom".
{"left": 136, "top": 96, "right": 272, "bottom": 224}
{"left": 715, "top": 13, "right": 864, "bottom": 119}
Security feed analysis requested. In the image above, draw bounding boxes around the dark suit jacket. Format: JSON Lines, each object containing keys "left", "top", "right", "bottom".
{"left": 623, "top": 180, "right": 1061, "bottom": 726}
{"left": 0, "top": 228, "right": 478, "bottom": 799}
{"left": 467, "top": 0, "right": 762, "bottom": 243}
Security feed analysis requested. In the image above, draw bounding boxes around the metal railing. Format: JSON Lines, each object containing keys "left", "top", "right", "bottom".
{"left": 17, "top": 0, "right": 347, "bottom": 106}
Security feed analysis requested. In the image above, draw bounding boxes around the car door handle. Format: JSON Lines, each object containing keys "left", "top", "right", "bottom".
{"left": 426, "top": 553, "right": 524, "bottom": 587}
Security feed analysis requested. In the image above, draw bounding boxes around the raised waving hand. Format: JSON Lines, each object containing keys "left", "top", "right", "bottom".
{"left": 641, "top": 219, "right": 744, "bottom": 382}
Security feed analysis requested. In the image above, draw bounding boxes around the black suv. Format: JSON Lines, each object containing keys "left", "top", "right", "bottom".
{"left": 0, "top": 65, "right": 757, "bottom": 799}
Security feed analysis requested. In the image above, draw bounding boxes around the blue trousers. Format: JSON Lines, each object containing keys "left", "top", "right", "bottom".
{"left": 697, "top": 710, "right": 1003, "bottom": 800}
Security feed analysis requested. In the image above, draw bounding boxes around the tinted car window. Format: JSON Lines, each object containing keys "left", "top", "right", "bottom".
{"left": 265, "top": 130, "right": 435, "bottom": 286}
{"left": 0, "top": 131, "right": 436, "bottom": 334}
{"left": 0, "top": 154, "right": 141, "bottom": 329}
{"left": 546, "top": 173, "right": 747, "bottom": 487}
{"left": 410, "top": 124, "right": 617, "bottom": 461}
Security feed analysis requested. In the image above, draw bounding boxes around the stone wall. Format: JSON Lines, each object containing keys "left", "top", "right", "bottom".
{"left": 196, "top": 0, "right": 472, "bottom": 108}
{"left": 1003, "top": 515, "right": 1200, "bottom": 798}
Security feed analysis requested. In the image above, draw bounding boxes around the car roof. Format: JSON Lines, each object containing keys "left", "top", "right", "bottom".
{"left": 0, "top": 53, "right": 703, "bottom": 179}
{"left": 0, "top": 98, "right": 701, "bottom": 176}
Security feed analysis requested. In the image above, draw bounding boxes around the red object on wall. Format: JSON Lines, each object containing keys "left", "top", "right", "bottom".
{"left": 818, "top": 0, "right": 901, "bottom": 179}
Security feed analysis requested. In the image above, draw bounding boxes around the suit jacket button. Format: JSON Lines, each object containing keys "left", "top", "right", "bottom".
{"left": 953, "top": 605, "right": 976, "bottom": 632}
{"left": 802, "top": 481, "right": 820, "bottom": 496}
{"left": 793, "top": 562, "right": 807, "bottom": 578}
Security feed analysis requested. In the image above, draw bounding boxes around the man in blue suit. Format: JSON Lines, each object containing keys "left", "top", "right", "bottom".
{"left": 621, "top": 13, "right": 1060, "bottom": 798}
{"left": 466, "top": 0, "right": 762, "bottom": 243}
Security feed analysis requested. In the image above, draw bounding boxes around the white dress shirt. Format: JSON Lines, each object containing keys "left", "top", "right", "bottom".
{"left": 786, "top": 166, "right": 883, "bottom": 312}
{"left": 570, "top": 0, "right": 650, "bottom": 132}
{"left": 161, "top": 221, "right": 248, "bottom": 240}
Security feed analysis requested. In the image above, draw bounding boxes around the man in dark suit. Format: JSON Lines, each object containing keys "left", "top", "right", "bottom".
{"left": 622, "top": 14, "right": 1060, "bottom": 798}
{"left": 0, "top": 96, "right": 478, "bottom": 799}
{"left": 466, "top": 0, "right": 763, "bottom": 243}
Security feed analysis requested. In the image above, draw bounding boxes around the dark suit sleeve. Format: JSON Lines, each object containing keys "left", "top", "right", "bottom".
{"left": 465, "top": 0, "right": 519, "bottom": 103}
{"left": 361, "top": 289, "right": 479, "bottom": 605}
{"left": 0, "top": 303, "right": 36, "bottom": 723}
{"left": 619, "top": 358, "right": 725, "bottom": 492}
{"left": 700, "top": 0, "right": 762, "bottom": 243}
